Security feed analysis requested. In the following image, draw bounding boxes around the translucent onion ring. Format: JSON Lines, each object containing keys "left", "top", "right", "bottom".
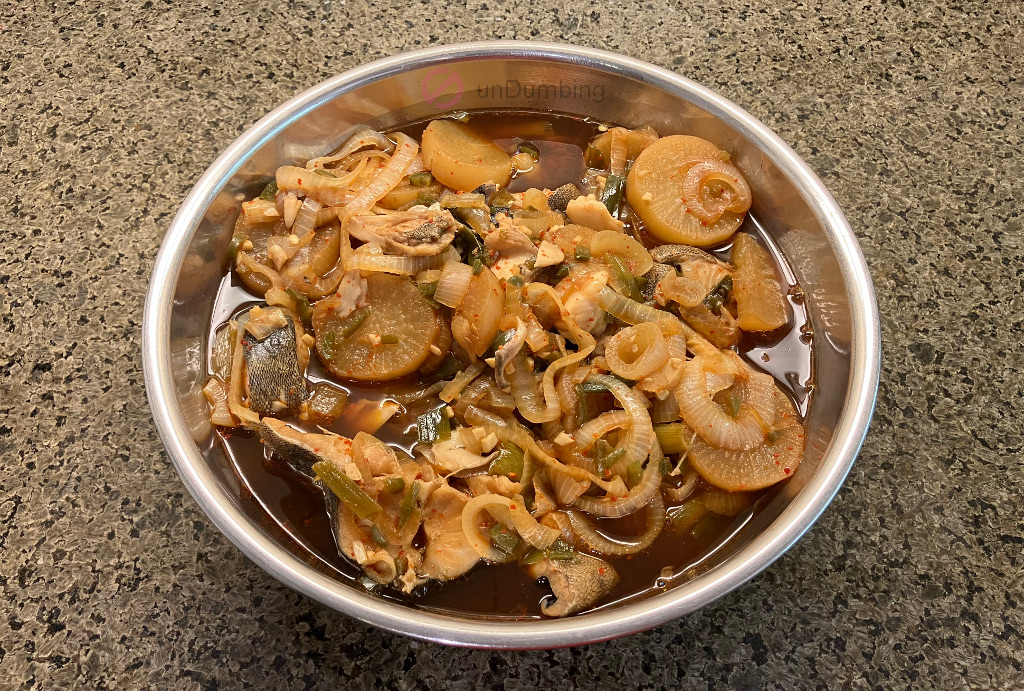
{"left": 604, "top": 322, "right": 670, "bottom": 381}
{"left": 461, "top": 493, "right": 560, "bottom": 561}
{"left": 555, "top": 493, "right": 665, "bottom": 556}
{"left": 573, "top": 455, "right": 662, "bottom": 518}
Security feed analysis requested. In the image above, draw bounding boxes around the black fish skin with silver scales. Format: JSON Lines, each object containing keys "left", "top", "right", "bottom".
{"left": 242, "top": 314, "right": 308, "bottom": 415}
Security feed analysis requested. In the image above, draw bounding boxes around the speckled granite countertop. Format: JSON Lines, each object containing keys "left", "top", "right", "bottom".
{"left": 1, "top": 0, "right": 1022, "bottom": 688}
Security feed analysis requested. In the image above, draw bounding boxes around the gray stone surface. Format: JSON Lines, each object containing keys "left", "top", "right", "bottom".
{"left": 1, "top": 0, "right": 1022, "bottom": 688}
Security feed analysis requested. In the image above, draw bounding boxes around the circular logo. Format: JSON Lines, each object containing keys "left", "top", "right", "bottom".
{"left": 420, "top": 66, "right": 463, "bottom": 110}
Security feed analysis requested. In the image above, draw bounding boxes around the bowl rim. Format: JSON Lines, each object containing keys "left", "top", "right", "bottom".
{"left": 142, "top": 40, "right": 880, "bottom": 649}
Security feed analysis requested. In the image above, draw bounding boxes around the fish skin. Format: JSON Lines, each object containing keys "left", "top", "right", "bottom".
{"left": 526, "top": 553, "right": 620, "bottom": 617}
{"left": 243, "top": 316, "right": 307, "bottom": 415}
{"left": 641, "top": 262, "right": 674, "bottom": 302}
{"left": 648, "top": 243, "right": 724, "bottom": 267}
{"left": 257, "top": 418, "right": 323, "bottom": 473}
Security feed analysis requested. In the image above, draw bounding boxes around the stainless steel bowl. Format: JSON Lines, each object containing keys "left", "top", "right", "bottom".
{"left": 142, "top": 41, "right": 880, "bottom": 648}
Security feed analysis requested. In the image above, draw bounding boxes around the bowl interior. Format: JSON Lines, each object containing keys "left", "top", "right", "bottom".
{"left": 149, "top": 44, "right": 875, "bottom": 647}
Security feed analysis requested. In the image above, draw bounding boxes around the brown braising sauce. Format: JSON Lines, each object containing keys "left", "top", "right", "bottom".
{"left": 208, "top": 112, "right": 814, "bottom": 618}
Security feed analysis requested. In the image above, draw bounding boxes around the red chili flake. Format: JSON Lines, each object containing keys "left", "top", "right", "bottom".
{"left": 784, "top": 467, "right": 791, "bottom": 475}
{"left": 598, "top": 567, "right": 605, "bottom": 575}
{"left": 297, "top": 178, "right": 303, "bottom": 185}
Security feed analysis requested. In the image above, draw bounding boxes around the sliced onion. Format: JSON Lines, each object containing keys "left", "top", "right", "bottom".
{"left": 292, "top": 196, "right": 322, "bottom": 239}
{"left": 604, "top": 322, "right": 670, "bottom": 381}
{"left": 596, "top": 286, "right": 682, "bottom": 337}
{"left": 523, "top": 314, "right": 550, "bottom": 353}
{"left": 439, "top": 361, "right": 485, "bottom": 403}
{"left": 549, "top": 465, "right": 590, "bottom": 505}
{"left": 203, "top": 377, "right": 237, "bottom": 427}
{"left": 675, "top": 356, "right": 774, "bottom": 451}
{"left": 663, "top": 469, "right": 699, "bottom": 503}
{"left": 585, "top": 373, "right": 654, "bottom": 475}
{"left": 512, "top": 209, "right": 562, "bottom": 235}
{"left": 556, "top": 368, "right": 577, "bottom": 415}
{"left": 452, "top": 376, "right": 516, "bottom": 419}
{"left": 462, "top": 493, "right": 559, "bottom": 561}
{"left": 574, "top": 455, "right": 661, "bottom": 518}
{"left": 236, "top": 252, "right": 284, "bottom": 292}
{"left": 282, "top": 264, "right": 345, "bottom": 301}
{"left": 346, "top": 244, "right": 458, "bottom": 275}
{"left": 573, "top": 410, "right": 630, "bottom": 451}
{"left": 494, "top": 317, "right": 527, "bottom": 390}
{"left": 307, "top": 128, "right": 395, "bottom": 170}
{"left": 464, "top": 406, "right": 621, "bottom": 493}
{"left": 522, "top": 283, "right": 598, "bottom": 422}
{"left": 439, "top": 191, "right": 487, "bottom": 209}
{"left": 657, "top": 273, "right": 707, "bottom": 308}
{"left": 434, "top": 260, "right": 473, "bottom": 308}
{"left": 508, "top": 350, "right": 549, "bottom": 423}
{"left": 344, "top": 132, "right": 418, "bottom": 217}
{"left": 650, "top": 392, "right": 681, "bottom": 423}
{"left": 386, "top": 380, "right": 447, "bottom": 405}
{"left": 556, "top": 493, "right": 665, "bottom": 556}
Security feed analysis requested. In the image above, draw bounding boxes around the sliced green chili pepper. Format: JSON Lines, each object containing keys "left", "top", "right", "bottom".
{"left": 434, "top": 354, "right": 464, "bottom": 380}
{"left": 520, "top": 548, "right": 546, "bottom": 566}
{"left": 627, "top": 460, "right": 643, "bottom": 488}
{"left": 555, "top": 263, "right": 571, "bottom": 278}
{"left": 321, "top": 331, "right": 336, "bottom": 360}
{"left": 574, "top": 246, "right": 591, "bottom": 262}
{"left": 394, "top": 555, "right": 409, "bottom": 575}
{"left": 578, "top": 380, "right": 610, "bottom": 395}
{"left": 490, "top": 328, "right": 513, "bottom": 353}
{"left": 766, "top": 428, "right": 786, "bottom": 443}
{"left": 399, "top": 480, "right": 421, "bottom": 529}
{"left": 517, "top": 142, "right": 540, "bottom": 160}
{"left": 585, "top": 144, "right": 606, "bottom": 169}
{"left": 370, "top": 524, "right": 389, "bottom": 547}
{"left": 488, "top": 442, "right": 524, "bottom": 480}
{"left": 704, "top": 275, "right": 734, "bottom": 313}
{"left": 313, "top": 168, "right": 337, "bottom": 178}
{"left": 608, "top": 255, "right": 642, "bottom": 302}
{"left": 667, "top": 500, "right": 708, "bottom": 533}
{"left": 409, "top": 171, "right": 434, "bottom": 187}
{"left": 472, "top": 258, "right": 484, "bottom": 275}
{"left": 259, "top": 181, "right": 278, "bottom": 201}
{"left": 337, "top": 307, "right": 370, "bottom": 338}
{"left": 383, "top": 477, "right": 406, "bottom": 494}
{"left": 489, "top": 523, "right": 522, "bottom": 555}
{"left": 490, "top": 188, "right": 515, "bottom": 207}
{"left": 722, "top": 386, "right": 742, "bottom": 419}
{"left": 508, "top": 275, "right": 525, "bottom": 288}
{"left": 546, "top": 537, "right": 576, "bottom": 561}
{"left": 381, "top": 334, "right": 399, "bottom": 345}
{"left": 595, "top": 441, "right": 626, "bottom": 474}
{"left": 659, "top": 457, "right": 674, "bottom": 476}
{"left": 225, "top": 234, "right": 247, "bottom": 265}
{"left": 313, "top": 460, "right": 381, "bottom": 520}
{"left": 286, "top": 288, "right": 313, "bottom": 326}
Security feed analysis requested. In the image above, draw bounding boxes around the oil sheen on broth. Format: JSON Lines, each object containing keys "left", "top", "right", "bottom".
{"left": 208, "top": 112, "right": 814, "bottom": 618}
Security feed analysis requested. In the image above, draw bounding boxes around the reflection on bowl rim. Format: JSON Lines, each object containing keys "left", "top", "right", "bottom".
{"left": 142, "top": 40, "right": 880, "bottom": 649}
